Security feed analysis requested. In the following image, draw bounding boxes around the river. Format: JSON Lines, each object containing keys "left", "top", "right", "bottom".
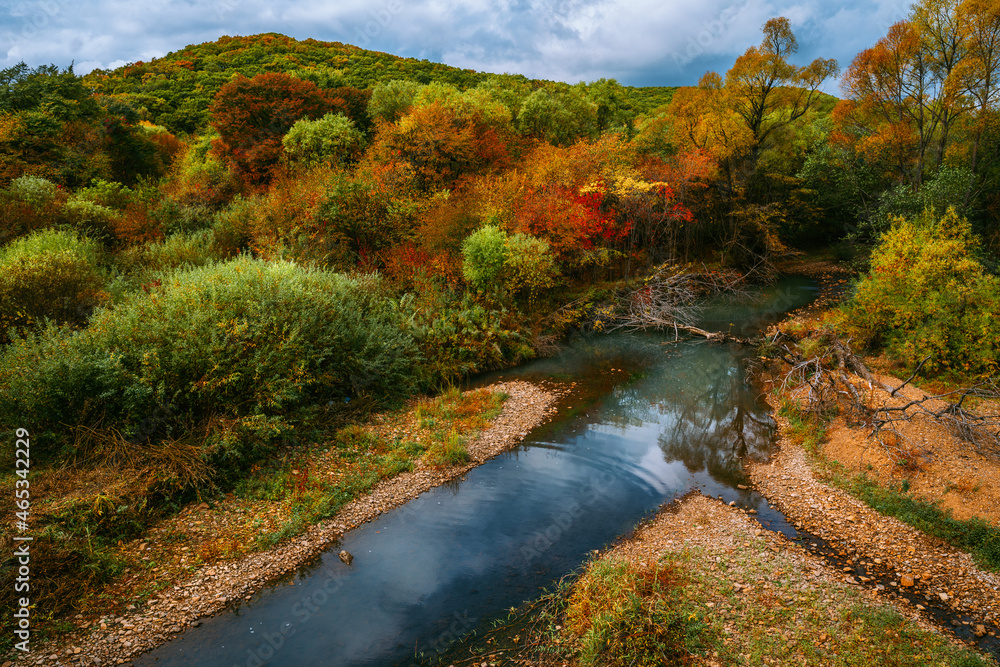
{"left": 134, "top": 276, "right": 820, "bottom": 667}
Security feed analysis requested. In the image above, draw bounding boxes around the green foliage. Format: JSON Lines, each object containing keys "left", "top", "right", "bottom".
{"left": 504, "top": 232, "right": 559, "bottom": 299}
{"left": 461, "top": 224, "right": 508, "bottom": 293}
{"left": 83, "top": 34, "right": 497, "bottom": 134}
{"left": 871, "top": 166, "right": 976, "bottom": 238}
{"left": 567, "top": 559, "right": 708, "bottom": 666}
{"left": 209, "top": 196, "right": 256, "bottom": 258}
{"left": 282, "top": 113, "right": 364, "bottom": 167}
{"left": 0, "top": 229, "right": 107, "bottom": 340}
{"left": 369, "top": 79, "right": 420, "bottom": 123}
{"left": 518, "top": 87, "right": 597, "bottom": 146}
{"left": 424, "top": 429, "right": 470, "bottom": 467}
{"left": 461, "top": 225, "right": 559, "bottom": 305}
{"left": 846, "top": 474, "right": 1000, "bottom": 571}
{"left": 8, "top": 174, "right": 58, "bottom": 206}
{"left": 0, "top": 257, "right": 420, "bottom": 464}
{"left": 409, "top": 294, "right": 534, "bottom": 387}
{"left": 63, "top": 197, "right": 119, "bottom": 246}
{"left": 844, "top": 207, "right": 1000, "bottom": 378}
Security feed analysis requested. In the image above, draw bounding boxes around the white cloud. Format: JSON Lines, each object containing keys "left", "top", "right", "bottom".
{"left": 0, "top": 0, "right": 893, "bottom": 89}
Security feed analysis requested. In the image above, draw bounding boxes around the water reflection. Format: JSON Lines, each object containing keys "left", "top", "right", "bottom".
{"left": 134, "top": 278, "right": 819, "bottom": 667}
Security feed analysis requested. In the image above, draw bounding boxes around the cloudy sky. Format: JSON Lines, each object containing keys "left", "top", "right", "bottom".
{"left": 2, "top": 0, "right": 912, "bottom": 91}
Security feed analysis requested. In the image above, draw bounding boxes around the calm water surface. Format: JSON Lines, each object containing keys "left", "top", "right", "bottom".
{"left": 135, "top": 277, "right": 819, "bottom": 667}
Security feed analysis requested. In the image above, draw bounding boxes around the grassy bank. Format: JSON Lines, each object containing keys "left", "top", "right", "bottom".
{"left": 777, "top": 399, "right": 1000, "bottom": 573}
{"left": 0, "top": 385, "right": 506, "bottom": 652}
{"left": 430, "top": 498, "right": 995, "bottom": 666}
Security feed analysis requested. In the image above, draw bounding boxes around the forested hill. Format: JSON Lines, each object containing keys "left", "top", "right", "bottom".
{"left": 83, "top": 33, "right": 678, "bottom": 133}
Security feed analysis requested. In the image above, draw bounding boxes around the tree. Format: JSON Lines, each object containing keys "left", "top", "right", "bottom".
{"left": 209, "top": 72, "right": 332, "bottom": 185}
{"left": 724, "top": 18, "right": 839, "bottom": 165}
{"left": 282, "top": 113, "right": 365, "bottom": 167}
{"left": 369, "top": 79, "right": 420, "bottom": 123}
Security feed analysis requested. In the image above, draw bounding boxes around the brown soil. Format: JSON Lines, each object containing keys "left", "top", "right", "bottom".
{"left": 817, "top": 373, "right": 1000, "bottom": 527}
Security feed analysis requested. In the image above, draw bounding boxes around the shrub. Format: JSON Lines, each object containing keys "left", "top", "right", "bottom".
{"left": 63, "top": 197, "right": 118, "bottom": 246}
{"left": 8, "top": 174, "right": 58, "bottom": 206}
{"left": 210, "top": 196, "right": 257, "bottom": 259}
{"left": 843, "top": 207, "right": 1000, "bottom": 378}
{"left": 0, "top": 229, "right": 107, "bottom": 340}
{"left": 282, "top": 113, "right": 365, "bottom": 167}
{"left": 0, "top": 257, "right": 421, "bottom": 465}
{"left": 410, "top": 294, "right": 534, "bottom": 387}
{"left": 462, "top": 225, "right": 559, "bottom": 305}
{"left": 461, "top": 224, "right": 508, "bottom": 294}
{"left": 116, "top": 230, "right": 216, "bottom": 283}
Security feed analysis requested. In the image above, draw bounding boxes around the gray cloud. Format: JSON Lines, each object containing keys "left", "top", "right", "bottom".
{"left": 1, "top": 0, "right": 898, "bottom": 90}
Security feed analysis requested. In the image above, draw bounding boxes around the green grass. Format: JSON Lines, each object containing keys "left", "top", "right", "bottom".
{"left": 845, "top": 474, "right": 1000, "bottom": 571}
{"left": 475, "top": 544, "right": 996, "bottom": 666}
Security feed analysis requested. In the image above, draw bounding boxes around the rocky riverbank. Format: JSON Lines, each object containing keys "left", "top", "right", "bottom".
{"left": 7, "top": 381, "right": 561, "bottom": 667}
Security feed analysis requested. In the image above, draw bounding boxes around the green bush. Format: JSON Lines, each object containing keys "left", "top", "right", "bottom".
{"left": 282, "top": 113, "right": 365, "bottom": 166}
{"left": 118, "top": 230, "right": 215, "bottom": 275}
{"left": 462, "top": 224, "right": 508, "bottom": 294}
{"left": 0, "top": 229, "right": 107, "bottom": 340}
{"left": 0, "top": 257, "right": 421, "bottom": 464}
{"left": 210, "top": 196, "right": 256, "bottom": 258}
{"left": 843, "top": 207, "right": 1000, "bottom": 378}
{"left": 8, "top": 174, "right": 58, "bottom": 206}
{"left": 409, "top": 294, "right": 534, "bottom": 387}
{"left": 462, "top": 225, "right": 559, "bottom": 305}
{"left": 63, "top": 197, "right": 118, "bottom": 245}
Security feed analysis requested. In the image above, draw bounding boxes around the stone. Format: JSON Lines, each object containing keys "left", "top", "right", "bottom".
{"left": 900, "top": 574, "right": 915, "bottom": 587}
{"left": 938, "top": 592, "right": 949, "bottom": 602}
{"left": 339, "top": 550, "right": 354, "bottom": 565}
{"left": 975, "top": 625, "right": 987, "bottom": 637}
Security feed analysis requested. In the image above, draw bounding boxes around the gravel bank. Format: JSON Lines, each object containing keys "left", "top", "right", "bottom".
{"left": 746, "top": 395, "right": 1000, "bottom": 648}
{"left": 11, "top": 381, "right": 561, "bottom": 667}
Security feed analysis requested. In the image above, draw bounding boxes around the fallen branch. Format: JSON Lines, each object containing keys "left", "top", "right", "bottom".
{"left": 772, "top": 334, "right": 1000, "bottom": 463}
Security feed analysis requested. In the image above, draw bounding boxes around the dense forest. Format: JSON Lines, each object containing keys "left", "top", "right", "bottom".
{"left": 1, "top": 0, "right": 999, "bottom": 648}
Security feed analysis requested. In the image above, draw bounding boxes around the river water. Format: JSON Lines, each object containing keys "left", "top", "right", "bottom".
{"left": 135, "top": 277, "right": 820, "bottom": 667}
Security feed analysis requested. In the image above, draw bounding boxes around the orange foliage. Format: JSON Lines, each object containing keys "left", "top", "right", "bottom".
{"left": 368, "top": 101, "right": 513, "bottom": 191}
{"left": 209, "top": 73, "right": 333, "bottom": 186}
{"left": 113, "top": 203, "right": 164, "bottom": 246}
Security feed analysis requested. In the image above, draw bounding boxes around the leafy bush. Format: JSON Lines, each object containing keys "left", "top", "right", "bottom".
{"left": 461, "top": 224, "right": 559, "bottom": 305}
{"left": 63, "top": 197, "right": 118, "bottom": 245}
{"left": 843, "top": 207, "right": 1000, "bottom": 378}
{"left": 8, "top": 174, "right": 58, "bottom": 206}
{"left": 116, "top": 231, "right": 216, "bottom": 286}
{"left": 461, "top": 224, "right": 508, "bottom": 293}
{"left": 503, "top": 231, "right": 559, "bottom": 303}
{"left": 0, "top": 257, "right": 421, "bottom": 465}
{"left": 0, "top": 229, "right": 107, "bottom": 340}
{"left": 409, "top": 294, "right": 534, "bottom": 387}
{"left": 210, "top": 195, "right": 257, "bottom": 258}
{"left": 282, "top": 113, "right": 365, "bottom": 167}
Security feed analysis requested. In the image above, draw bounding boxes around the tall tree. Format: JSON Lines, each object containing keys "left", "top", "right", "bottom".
{"left": 209, "top": 72, "right": 332, "bottom": 185}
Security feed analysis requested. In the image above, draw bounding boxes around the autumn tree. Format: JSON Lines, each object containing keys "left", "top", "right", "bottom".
{"left": 209, "top": 72, "right": 332, "bottom": 186}
{"left": 839, "top": 0, "right": 1000, "bottom": 190}
{"left": 725, "top": 18, "right": 839, "bottom": 166}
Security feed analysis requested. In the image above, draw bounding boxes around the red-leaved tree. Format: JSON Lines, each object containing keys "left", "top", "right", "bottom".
{"left": 209, "top": 73, "right": 332, "bottom": 186}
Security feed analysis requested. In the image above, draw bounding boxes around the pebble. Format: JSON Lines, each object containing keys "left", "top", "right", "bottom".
{"left": 24, "top": 381, "right": 561, "bottom": 666}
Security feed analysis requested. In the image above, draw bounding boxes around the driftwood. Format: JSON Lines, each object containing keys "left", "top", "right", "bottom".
{"left": 565, "top": 263, "right": 755, "bottom": 341}
{"left": 773, "top": 331, "right": 1000, "bottom": 463}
